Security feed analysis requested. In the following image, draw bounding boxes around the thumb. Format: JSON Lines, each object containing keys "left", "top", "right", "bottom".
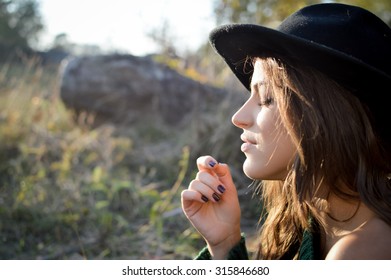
{"left": 214, "top": 162, "right": 235, "bottom": 188}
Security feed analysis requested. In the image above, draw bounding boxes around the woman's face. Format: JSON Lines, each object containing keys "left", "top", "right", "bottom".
{"left": 232, "top": 60, "right": 297, "bottom": 180}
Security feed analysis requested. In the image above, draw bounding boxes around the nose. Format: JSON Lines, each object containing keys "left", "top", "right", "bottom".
{"left": 231, "top": 99, "right": 253, "bottom": 129}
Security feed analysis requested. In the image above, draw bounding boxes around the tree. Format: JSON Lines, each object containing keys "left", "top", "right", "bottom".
{"left": 0, "top": 0, "right": 43, "bottom": 60}
{"left": 147, "top": 19, "right": 178, "bottom": 58}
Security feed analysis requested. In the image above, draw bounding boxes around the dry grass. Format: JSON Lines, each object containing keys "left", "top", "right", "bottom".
{"left": 0, "top": 58, "right": 259, "bottom": 259}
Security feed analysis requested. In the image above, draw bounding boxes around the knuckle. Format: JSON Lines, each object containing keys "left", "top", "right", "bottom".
{"left": 196, "top": 170, "right": 210, "bottom": 181}
{"left": 188, "top": 179, "right": 201, "bottom": 190}
{"left": 189, "top": 179, "right": 197, "bottom": 187}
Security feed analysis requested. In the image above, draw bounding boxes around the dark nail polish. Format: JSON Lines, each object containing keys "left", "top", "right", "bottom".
{"left": 212, "top": 193, "right": 221, "bottom": 202}
{"left": 201, "top": 195, "right": 209, "bottom": 202}
{"left": 209, "top": 161, "right": 216, "bottom": 167}
{"left": 217, "top": 185, "right": 226, "bottom": 194}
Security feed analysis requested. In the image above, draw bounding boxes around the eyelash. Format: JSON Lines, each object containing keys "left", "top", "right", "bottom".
{"left": 258, "top": 97, "right": 274, "bottom": 107}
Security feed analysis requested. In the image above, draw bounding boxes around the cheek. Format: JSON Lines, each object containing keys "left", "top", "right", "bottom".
{"left": 256, "top": 108, "right": 281, "bottom": 143}
{"left": 243, "top": 133, "right": 296, "bottom": 180}
{"left": 243, "top": 109, "right": 296, "bottom": 180}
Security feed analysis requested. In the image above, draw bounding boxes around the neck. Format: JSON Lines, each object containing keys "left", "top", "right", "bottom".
{"left": 326, "top": 192, "right": 361, "bottom": 224}
{"left": 319, "top": 192, "right": 375, "bottom": 257}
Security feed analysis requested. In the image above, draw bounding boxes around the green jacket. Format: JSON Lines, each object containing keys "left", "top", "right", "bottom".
{"left": 195, "top": 226, "right": 321, "bottom": 260}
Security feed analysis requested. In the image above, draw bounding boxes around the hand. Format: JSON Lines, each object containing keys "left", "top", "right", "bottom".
{"left": 181, "top": 155, "right": 242, "bottom": 259}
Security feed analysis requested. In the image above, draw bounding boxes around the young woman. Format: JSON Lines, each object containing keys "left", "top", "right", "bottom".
{"left": 181, "top": 3, "right": 391, "bottom": 259}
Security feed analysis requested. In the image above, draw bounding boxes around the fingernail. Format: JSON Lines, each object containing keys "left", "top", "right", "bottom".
{"left": 217, "top": 185, "right": 226, "bottom": 194}
{"left": 212, "top": 193, "right": 221, "bottom": 202}
{"left": 208, "top": 161, "right": 217, "bottom": 167}
{"left": 201, "top": 195, "right": 209, "bottom": 203}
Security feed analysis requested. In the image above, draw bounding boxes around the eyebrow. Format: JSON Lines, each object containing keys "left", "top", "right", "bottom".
{"left": 250, "top": 81, "right": 267, "bottom": 94}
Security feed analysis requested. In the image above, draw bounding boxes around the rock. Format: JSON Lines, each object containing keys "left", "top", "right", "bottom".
{"left": 59, "top": 54, "right": 231, "bottom": 127}
{"left": 58, "top": 53, "right": 248, "bottom": 186}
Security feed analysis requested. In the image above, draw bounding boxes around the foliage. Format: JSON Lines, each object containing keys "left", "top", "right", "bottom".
{"left": 0, "top": 60, "right": 259, "bottom": 259}
{"left": 0, "top": 61, "right": 207, "bottom": 259}
{"left": 0, "top": 0, "right": 43, "bottom": 61}
{"left": 152, "top": 54, "right": 210, "bottom": 84}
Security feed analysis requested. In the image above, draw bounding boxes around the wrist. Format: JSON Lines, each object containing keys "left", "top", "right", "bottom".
{"left": 207, "top": 231, "right": 242, "bottom": 259}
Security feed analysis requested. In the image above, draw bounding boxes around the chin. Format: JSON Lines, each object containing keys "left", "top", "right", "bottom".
{"left": 242, "top": 159, "right": 261, "bottom": 180}
{"left": 242, "top": 158, "right": 288, "bottom": 181}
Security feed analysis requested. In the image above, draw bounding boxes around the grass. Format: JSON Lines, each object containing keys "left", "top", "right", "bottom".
{"left": 0, "top": 58, "right": 260, "bottom": 259}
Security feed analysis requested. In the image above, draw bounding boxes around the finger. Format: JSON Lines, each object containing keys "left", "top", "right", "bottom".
{"left": 196, "top": 155, "right": 218, "bottom": 172}
{"left": 181, "top": 190, "right": 208, "bottom": 220}
{"left": 196, "top": 156, "right": 235, "bottom": 193}
{"left": 196, "top": 171, "right": 226, "bottom": 195}
{"left": 213, "top": 163, "right": 234, "bottom": 186}
{"left": 189, "top": 179, "right": 222, "bottom": 202}
{"left": 181, "top": 189, "right": 209, "bottom": 204}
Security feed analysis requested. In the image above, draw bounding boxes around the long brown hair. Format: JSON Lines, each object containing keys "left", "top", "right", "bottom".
{"left": 254, "top": 57, "right": 391, "bottom": 259}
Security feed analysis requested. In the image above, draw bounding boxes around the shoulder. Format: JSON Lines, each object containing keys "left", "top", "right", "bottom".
{"left": 326, "top": 218, "right": 391, "bottom": 260}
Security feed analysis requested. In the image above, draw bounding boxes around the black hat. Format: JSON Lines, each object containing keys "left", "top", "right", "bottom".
{"left": 209, "top": 3, "right": 391, "bottom": 147}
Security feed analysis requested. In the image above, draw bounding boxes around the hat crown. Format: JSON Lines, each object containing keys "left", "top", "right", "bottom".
{"left": 209, "top": 3, "right": 391, "bottom": 146}
{"left": 278, "top": 4, "right": 391, "bottom": 78}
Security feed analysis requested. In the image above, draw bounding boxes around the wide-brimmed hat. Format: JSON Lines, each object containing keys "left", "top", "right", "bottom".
{"left": 209, "top": 3, "right": 391, "bottom": 148}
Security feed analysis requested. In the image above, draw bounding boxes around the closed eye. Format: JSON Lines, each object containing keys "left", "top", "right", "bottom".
{"left": 258, "top": 96, "right": 274, "bottom": 107}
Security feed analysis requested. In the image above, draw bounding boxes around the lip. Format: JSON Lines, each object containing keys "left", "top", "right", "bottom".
{"left": 240, "top": 134, "right": 257, "bottom": 144}
{"left": 240, "top": 134, "right": 257, "bottom": 152}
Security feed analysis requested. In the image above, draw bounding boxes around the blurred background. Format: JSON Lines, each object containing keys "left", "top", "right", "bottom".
{"left": 0, "top": 0, "right": 390, "bottom": 260}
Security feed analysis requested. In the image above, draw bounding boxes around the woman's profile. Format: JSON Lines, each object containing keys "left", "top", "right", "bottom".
{"left": 181, "top": 3, "right": 391, "bottom": 260}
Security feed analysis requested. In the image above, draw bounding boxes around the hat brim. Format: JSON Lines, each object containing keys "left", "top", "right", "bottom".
{"left": 209, "top": 24, "right": 391, "bottom": 100}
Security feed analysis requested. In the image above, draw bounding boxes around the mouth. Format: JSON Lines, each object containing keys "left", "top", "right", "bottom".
{"left": 240, "top": 134, "right": 257, "bottom": 145}
{"left": 240, "top": 134, "right": 257, "bottom": 152}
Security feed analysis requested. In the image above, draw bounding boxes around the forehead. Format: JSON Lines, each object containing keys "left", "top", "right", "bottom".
{"left": 250, "top": 60, "right": 267, "bottom": 89}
